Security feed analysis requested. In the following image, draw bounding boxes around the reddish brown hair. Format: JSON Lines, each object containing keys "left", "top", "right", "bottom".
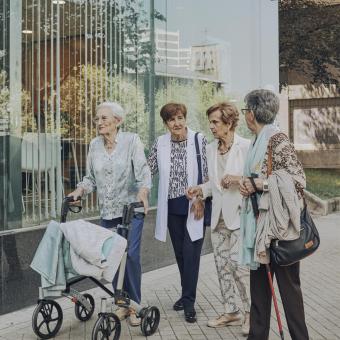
{"left": 160, "top": 103, "right": 187, "bottom": 122}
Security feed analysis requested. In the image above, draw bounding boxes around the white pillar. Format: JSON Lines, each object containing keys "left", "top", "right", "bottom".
{"left": 9, "top": 0, "right": 22, "bottom": 136}
{"left": 250, "top": 0, "right": 279, "bottom": 93}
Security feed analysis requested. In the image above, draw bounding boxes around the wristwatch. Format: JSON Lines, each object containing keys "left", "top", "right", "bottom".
{"left": 263, "top": 180, "right": 269, "bottom": 192}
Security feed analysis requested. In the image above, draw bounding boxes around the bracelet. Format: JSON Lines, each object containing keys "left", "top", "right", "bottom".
{"left": 197, "top": 191, "right": 204, "bottom": 199}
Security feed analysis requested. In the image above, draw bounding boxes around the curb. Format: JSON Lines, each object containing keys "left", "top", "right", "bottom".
{"left": 305, "top": 190, "right": 340, "bottom": 215}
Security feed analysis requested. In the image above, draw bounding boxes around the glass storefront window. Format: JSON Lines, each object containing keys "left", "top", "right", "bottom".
{"left": 0, "top": 0, "right": 278, "bottom": 230}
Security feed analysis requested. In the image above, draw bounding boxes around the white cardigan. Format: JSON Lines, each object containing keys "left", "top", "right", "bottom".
{"left": 201, "top": 134, "right": 250, "bottom": 231}
{"left": 155, "top": 128, "right": 204, "bottom": 242}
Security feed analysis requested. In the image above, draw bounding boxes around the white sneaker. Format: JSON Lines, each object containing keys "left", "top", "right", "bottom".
{"left": 242, "top": 312, "right": 250, "bottom": 336}
{"left": 128, "top": 310, "right": 141, "bottom": 327}
{"left": 114, "top": 307, "right": 129, "bottom": 321}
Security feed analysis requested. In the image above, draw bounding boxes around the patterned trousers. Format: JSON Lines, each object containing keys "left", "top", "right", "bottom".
{"left": 211, "top": 220, "right": 250, "bottom": 314}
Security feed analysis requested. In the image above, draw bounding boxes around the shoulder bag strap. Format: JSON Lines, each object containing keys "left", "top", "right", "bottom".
{"left": 194, "top": 132, "right": 203, "bottom": 185}
{"left": 267, "top": 138, "right": 273, "bottom": 177}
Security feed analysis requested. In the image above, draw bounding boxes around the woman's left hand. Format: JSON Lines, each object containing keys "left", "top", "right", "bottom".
{"left": 137, "top": 187, "right": 149, "bottom": 214}
{"left": 240, "top": 177, "right": 264, "bottom": 195}
{"left": 221, "top": 174, "right": 241, "bottom": 189}
{"left": 190, "top": 198, "right": 204, "bottom": 220}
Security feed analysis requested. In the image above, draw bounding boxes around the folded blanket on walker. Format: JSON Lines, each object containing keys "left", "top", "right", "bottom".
{"left": 30, "top": 219, "right": 127, "bottom": 298}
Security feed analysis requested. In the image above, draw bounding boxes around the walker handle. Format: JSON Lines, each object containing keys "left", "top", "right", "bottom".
{"left": 122, "top": 201, "right": 144, "bottom": 225}
{"left": 60, "top": 196, "right": 82, "bottom": 223}
{"left": 131, "top": 202, "right": 144, "bottom": 209}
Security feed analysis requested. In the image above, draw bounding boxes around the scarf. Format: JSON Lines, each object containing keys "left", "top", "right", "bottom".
{"left": 239, "top": 124, "right": 279, "bottom": 269}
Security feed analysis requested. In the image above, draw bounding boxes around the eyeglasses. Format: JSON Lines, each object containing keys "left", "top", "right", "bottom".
{"left": 93, "top": 116, "right": 109, "bottom": 124}
{"left": 241, "top": 108, "right": 252, "bottom": 115}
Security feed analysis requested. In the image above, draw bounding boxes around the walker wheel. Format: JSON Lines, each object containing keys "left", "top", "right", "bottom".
{"left": 91, "top": 313, "right": 121, "bottom": 340}
{"left": 75, "top": 293, "right": 95, "bottom": 321}
{"left": 140, "top": 306, "right": 160, "bottom": 336}
{"left": 32, "top": 300, "right": 63, "bottom": 339}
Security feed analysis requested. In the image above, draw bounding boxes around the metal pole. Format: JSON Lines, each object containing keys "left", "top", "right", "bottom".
{"left": 148, "top": 0, "right": 155, "bottom": 150}
{"left": 56, "top": 1, "right": 63, "bottom": 212}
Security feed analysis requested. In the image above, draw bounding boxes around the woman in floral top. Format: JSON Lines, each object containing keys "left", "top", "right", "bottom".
{"left": 239, "top": 89, "right": 309, "bottom": 340}
{"left": 147, "top": 103, "right": 208, "bottom": 324}
{"left": 68, "top": 102, "right": 151, "bottom": 327}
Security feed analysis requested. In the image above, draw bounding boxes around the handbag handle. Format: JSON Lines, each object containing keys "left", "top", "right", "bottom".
{"left": 194, "top": 132, "right": 203, "bottom": 185}
{"left": 267, "top": 138, "right": 273, "bottom": 177}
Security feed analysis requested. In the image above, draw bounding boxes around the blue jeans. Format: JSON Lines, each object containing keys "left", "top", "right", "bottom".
{"left": 101, "top": 213, "right": 144, "bottom": 304}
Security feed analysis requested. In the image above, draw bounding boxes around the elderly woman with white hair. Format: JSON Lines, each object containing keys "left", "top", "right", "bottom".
{"left": 68, "top": 101, "right": 151, "bottom": 327}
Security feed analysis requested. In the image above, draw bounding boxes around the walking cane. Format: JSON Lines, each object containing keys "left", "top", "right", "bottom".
{"left": 265, "top": 263, "right": 284, "bottom": 340}
{"left": 248, "top": 184, "right": 285, "bottom": 340}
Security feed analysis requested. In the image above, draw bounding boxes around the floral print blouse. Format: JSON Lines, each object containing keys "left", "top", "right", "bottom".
{"left": 148, "top": 135, "right": 208, "bottom": 199}
{"left": 78, "top": 131, "right": 151, "bottom": 219}
{"left": 261, "top": 132, "right": 306, "bottom": 198}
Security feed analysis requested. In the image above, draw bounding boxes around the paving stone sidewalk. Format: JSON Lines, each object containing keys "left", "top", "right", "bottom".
{"left": 0, "top": 213, "right": 339, "bottom": 340}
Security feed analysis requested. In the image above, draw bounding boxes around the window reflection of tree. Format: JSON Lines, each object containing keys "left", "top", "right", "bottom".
{"left": 0, "top": 147, "right": 23, "bottom": 283}
{"left": 0, "top": 234, "right": 23, "bottom": 283}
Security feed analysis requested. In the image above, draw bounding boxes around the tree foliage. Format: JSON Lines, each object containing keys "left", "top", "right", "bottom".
{"left": 0, "top": 70, "right": 9, "bottom": 120}
{"left": 122, "top": 0, "right": 166, "bottom": 72}
{"left": 279, "top": 0, "right": 340, "bottom": 86}
{"left": 155, "top": 80, "right": 251, "bottom": 141}
{"left": 59, "top": 65, "right": 147, "bottom": 143}
{"left": 0, "top": 70, "right": 34, "bottom": 133}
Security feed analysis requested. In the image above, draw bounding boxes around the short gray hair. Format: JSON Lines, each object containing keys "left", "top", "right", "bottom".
{"left": 244, "top": 89, "right": 279, "bottom": 124}
{"left": 96, "top": 101, "right": 126, "bottom": 121}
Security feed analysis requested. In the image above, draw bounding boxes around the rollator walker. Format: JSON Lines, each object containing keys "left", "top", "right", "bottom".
{"left": 31, "top": 197, "right": 160, "bottom": 340}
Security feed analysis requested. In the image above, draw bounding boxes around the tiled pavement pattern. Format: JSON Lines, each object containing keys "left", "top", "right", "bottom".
{"left": 0, "top": 212, "right": 339, "bottom": 340}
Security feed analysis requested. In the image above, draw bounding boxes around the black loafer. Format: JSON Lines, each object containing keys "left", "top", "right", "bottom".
{"left": 173, "top": 299, "right": 184, "bottom": 311}
{"left": 184, "top": 310, "right": 197, "bottom": 323}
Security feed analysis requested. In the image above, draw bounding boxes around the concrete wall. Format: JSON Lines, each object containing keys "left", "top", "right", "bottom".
{"left": 297, "top": 149, "right": 340, "bottom": 169}
{"left": 282, "top": 85, "right": 340, "bottom": 169}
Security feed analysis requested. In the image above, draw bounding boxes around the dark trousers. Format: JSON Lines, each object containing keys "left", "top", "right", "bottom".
{"left": 101, "top": 213, "right": 144, "bottom": 304}
{"left": 248, "top": 262, "right": 309, "bottom": 340}
{"left": 167, "top": 213, "right": 205, "bottom": 312}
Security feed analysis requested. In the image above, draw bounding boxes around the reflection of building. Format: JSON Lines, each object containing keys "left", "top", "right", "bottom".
{"left": 125, "top": 28, "right": 191, "bottom": 70}
{"left": 155, "top": 29, "right": 191, "bottom": 69}
{"left": 190, "top": 38, "right": 230, "bottom": 88}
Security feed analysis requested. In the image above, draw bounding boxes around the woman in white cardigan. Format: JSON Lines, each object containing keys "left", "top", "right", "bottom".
{"left": 147, "top": 103, "right": 208, "bottom": 324}
{"left": 187, "top": 102, "right": 251, "bottom": 335}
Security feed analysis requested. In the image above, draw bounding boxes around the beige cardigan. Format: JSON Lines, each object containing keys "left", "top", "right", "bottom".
{"left": 255, "top": 169, "right": 303, "bottom": 264}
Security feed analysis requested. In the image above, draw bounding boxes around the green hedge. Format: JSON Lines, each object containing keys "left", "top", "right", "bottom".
{"left": 305, "top": 169, "right": 340, "bottom": 200}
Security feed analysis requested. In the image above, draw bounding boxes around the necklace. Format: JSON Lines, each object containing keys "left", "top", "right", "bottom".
{"left": 218, "top": 139, "right": 233, "bottom": 155}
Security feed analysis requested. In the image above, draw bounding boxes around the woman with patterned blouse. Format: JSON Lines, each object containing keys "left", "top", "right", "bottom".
{"left": 239, "top": 89, "right": 309, "bottom": 340}
{"left": 147, "top": 103, "right": 208, "bottom": 324}
{"left": 68, "top": 102, "right": 151, "bottom": 327}
{"left": 187, "top": 102, "right": 251, "bottom": 335}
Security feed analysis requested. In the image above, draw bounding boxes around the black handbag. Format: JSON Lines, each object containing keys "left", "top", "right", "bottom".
{"left": 270, "top": 202, "right": 320, "bottom": 266}
{"left": 267, "top": 139, "right": 320, "bottom": 266}
{"left": 194, "top": 132, "right": 212, "bottom": 227}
